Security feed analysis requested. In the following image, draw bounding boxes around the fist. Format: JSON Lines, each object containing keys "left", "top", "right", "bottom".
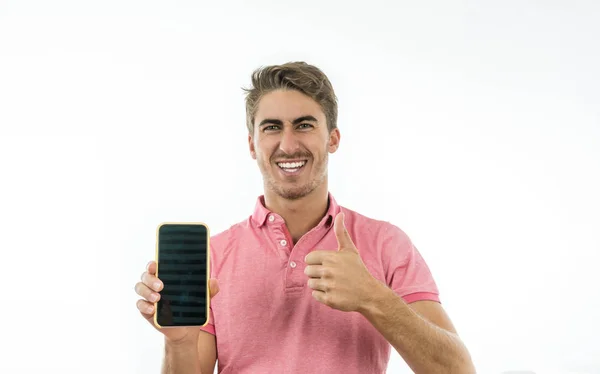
{"left": 304, "top": 212, "right": 380, "bottom": 313}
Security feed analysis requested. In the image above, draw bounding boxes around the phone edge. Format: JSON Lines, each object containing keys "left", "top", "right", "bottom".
{"left": 153, "top": 222, "right": 164, "bottom": 330}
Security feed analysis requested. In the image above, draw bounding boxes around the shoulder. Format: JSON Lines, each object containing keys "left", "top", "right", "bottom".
{"left": 340, "top": 205, "right": 415, "bottom": 268}
{"left": 340, "top": 205, "right": 410, "bottom": 244}
{"left": 208, "top": 216, "right": 252, "bottom": 250}
{"left": 206, "top": 216, "right": 255, "bottom": 275}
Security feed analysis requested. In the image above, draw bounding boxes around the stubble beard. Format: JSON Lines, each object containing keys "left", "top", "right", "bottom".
{"left": 262, "top": 153, "right": 328, "bottom": 201}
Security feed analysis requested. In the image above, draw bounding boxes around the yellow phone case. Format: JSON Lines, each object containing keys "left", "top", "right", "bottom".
{"left": 153, "top": 221, "right": 211, "bottom": 329}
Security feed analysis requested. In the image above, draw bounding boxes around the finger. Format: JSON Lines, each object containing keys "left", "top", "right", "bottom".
{"left": 134, "top": 281, "right": 161, "bottom": 303}
{"left": 141, "top": 271, "right": 163, "bottom": 292}
{"left": 334, "top": 212, "right": 357, "bottom": 252}
{"left": 305, "top": 250, "right": 330, "bottom": 265}
{"left": 307, "top": 278, "right": 328, "bottom": 292}
{"left": 304, "top": 265, "right": 326, "bottom": 278}
{"left": 137, "top": 298, "right": 156, "bottom": 316}
{"left": 146, "top": 260, "right": 157, "bottom": 275}
{"left": 311, "top": 289, "right": 328, "bottom": 305}
{"left": 209, "top": 278, "right": 220, "bottom": 299}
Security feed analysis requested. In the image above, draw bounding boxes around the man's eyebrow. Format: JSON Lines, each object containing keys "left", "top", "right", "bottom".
{"left": 258, "top": 118, "right": 283, "bottom": 127}
{"left": 292, "top": 115, "right": 318, "bottom": 124}
{"left": 258, "top": 115, "right": 318, "bottom": 127}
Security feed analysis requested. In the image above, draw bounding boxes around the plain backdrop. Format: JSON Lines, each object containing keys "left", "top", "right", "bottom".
{"left": 1, "top": 1, "right": 599, "bottom": 373}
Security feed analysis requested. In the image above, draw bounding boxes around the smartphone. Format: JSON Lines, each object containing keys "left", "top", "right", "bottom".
{"left": 154, "top": 222, "right": 210, "bottom": 328}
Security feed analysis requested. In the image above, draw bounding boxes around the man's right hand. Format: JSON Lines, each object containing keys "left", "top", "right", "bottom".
{"left": 134, "top": 260, "right": 220, "bottom": 344}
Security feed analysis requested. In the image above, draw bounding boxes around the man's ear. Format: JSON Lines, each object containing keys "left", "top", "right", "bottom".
{"left": 248, "top": 134, "right": 257, "bottom": 159}
{"left": 328, "top": 128, "right": 341, "bottom": 153}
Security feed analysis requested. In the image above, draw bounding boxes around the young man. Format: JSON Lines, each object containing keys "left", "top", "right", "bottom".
{"left": 134, "top": 62, "right": 475, "bottom": 373}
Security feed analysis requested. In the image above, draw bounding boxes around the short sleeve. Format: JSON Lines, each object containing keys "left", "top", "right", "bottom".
{"left": 382, "top": 224, "right": 440, "bottom": 304}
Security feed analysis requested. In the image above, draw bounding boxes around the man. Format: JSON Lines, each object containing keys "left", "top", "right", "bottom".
{"left": 134, "top": 62, "right": 475, "bottom": 373}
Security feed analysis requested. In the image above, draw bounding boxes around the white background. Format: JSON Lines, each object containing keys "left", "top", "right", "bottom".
{"left": 1, "top": 1, "right": 599, "bottom": 373}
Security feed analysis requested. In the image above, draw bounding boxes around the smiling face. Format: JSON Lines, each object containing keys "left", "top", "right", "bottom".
{"left": 249, "top": 89, "right": 340, "bottom": 200}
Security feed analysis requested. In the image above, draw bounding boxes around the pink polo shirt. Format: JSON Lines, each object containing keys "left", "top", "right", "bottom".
{"left": 199, "top": 193, "right": 439, "bottom": 373}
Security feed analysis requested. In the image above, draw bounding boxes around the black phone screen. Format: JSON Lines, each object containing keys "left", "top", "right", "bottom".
{"left": 156, "top": 223, "right": 209, "bottom": 327}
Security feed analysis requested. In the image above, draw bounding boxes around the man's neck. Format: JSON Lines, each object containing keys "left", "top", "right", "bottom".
{"left": 263, "top": 183, "right": 330, "bottom": 244}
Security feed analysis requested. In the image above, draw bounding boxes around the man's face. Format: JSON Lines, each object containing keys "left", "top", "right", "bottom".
{"left": 249, "top": 89, "right": 340, "bottom": 200}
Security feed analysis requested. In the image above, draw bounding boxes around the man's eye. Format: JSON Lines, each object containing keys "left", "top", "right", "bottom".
{"left": 298, "top": 123, "right": 313, "bottom": 129}
{"left": 263, "top": 125, "right": 280, "bottom": 131}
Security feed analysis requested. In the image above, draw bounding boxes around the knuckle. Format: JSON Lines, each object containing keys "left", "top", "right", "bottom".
{"left": 135, "top": 283, "right": 151, "bottom": 299}
{"left": 326, "top": 280, "right": 335, "bottom": 292}
{"left": 142, "top": 273, "right": 153, "bottom": 286}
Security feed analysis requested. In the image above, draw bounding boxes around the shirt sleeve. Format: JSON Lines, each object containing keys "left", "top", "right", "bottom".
{"left": 381, "top": 223, "right": 440, "bottom": 304}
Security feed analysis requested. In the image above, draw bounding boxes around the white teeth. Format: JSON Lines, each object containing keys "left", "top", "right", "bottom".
{"left": 277, "top": 161, "right": 306, "bottom": 169}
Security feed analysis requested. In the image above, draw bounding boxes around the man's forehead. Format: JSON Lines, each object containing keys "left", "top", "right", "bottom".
{"left": 255, "top": 90, "right": 324, "bottom": 121}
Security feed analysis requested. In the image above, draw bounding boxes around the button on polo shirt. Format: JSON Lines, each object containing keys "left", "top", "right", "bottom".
{"left": 200, "top": 193, "right": 440, "bottom": 374}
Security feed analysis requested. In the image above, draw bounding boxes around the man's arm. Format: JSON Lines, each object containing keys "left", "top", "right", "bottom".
{"left": 358, "top": 284, "right": 475, "bottom": 374}
{"left": 161, "top": 330, "right": 217, "bottom": 374}
{"left": 305, "top": 213, "right": 474, "bottom": 373}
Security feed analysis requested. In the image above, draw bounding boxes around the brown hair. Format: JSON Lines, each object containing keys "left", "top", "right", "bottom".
{"left": 242, "top": 61, "right": 338, "bottom": 134}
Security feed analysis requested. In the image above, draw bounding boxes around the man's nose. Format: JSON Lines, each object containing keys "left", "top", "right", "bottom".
{"left": 279, "top": 127, "right": 300, "bottom": 155}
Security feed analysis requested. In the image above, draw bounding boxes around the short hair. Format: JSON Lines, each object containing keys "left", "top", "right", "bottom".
{"left": 242, "top": 61, "right": 338, "bottom": 134}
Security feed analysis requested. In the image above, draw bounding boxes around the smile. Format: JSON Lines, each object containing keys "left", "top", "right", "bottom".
{"left": 276, "top": 160, "right": 307, "bottom": 174}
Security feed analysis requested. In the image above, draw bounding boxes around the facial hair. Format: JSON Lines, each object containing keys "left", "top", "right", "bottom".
{"left": 259, "top": 149, "right": 328, "bottom": 201}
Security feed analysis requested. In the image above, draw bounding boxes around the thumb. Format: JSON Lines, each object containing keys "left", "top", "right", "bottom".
{"left": 334, "top": 212, "right": 357, "bottom": 252}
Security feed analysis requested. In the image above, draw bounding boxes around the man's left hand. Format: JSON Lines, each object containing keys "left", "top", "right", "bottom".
{"left": 304, "top": 212, "right": 381, "bottom": 313}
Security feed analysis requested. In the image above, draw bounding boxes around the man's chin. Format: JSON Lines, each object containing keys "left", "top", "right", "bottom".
{"left": 269, "top": 182, "right": 315, "bottom": 201}
{"left": 277, "top": 188, "right": 310, "bottom": 201}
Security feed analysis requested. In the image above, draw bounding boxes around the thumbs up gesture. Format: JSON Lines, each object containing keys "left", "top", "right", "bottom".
{"left": 304, "top": 212, "right": 380, "bottom": 313}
